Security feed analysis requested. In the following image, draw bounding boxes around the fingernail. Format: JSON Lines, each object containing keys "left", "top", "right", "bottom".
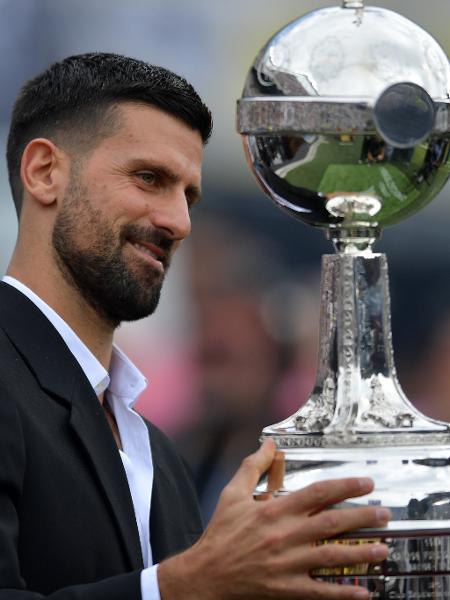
{"left": 358, "top": 477, "right": 372, "bottom": 489}
{"left": 263, "top": 438, "right": 276, "bottom": 451}
{"left": 371, "top": 544, "right": 388, "bottom": 560}
{"left": 375, "top": 508, "right": 391, "bottom": 522}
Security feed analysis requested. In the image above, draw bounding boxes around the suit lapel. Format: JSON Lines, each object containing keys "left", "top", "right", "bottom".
{"left": 0, "top": 282, "right": 143, "bottom": 571}
{"left": 149, "top": 424, "right": 203, "bottom": 563}
{"left": 149, "top": 458, "right": 180, "bottom": 564}
{"left": 68, "top": 376, "right": 144, "bottom": 570}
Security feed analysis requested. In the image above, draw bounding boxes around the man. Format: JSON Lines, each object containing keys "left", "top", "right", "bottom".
{"left": 0, "top": 53, "right": 390, "bottom": 599}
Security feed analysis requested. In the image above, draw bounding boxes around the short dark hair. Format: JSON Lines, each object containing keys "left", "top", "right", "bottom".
{"left": 6, "top": 52, "right": 213, "bottom": 215}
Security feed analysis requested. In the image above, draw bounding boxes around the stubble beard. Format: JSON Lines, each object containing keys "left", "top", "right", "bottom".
{"left": 52, "top": 174, "right": 168, "bottom": 328}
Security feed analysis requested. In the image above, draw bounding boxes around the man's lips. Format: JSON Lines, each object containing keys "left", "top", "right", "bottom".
{"left": 128, "top": 240, "right": 167, "bottom": 273}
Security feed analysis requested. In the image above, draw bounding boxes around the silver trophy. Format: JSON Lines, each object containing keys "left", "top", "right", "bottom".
{"left": 237, "top": 1, "right": 450, "bottom": 598}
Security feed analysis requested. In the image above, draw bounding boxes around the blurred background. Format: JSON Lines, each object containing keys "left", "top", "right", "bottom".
{"left": 0, "top": 0, "right": 449, "bottom": 522}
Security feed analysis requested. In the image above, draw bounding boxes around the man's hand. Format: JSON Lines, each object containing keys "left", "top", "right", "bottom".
{"left": 157, "top": 439, "right": 390, "bottom": 599}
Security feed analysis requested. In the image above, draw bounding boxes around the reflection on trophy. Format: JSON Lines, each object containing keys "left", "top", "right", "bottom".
{"left": 237, "top": 0, "right": 450, "bottom": 597}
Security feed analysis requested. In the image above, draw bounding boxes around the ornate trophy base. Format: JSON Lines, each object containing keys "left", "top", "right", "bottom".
{"left": 315, "top": 522, "right": 450, "bottom": 599}
{"left": 269, "top": 445, "right": 450, "bottom": 599}
{"left": 319, "top": 565, "right": 450, "bottom": 599}
{"left": 254, "top": 253, "right": 450, "bottom": 599}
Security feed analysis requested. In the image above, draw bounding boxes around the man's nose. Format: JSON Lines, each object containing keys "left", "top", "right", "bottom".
{"left": 151, "top": 190, "right": 192, "bottom": 241}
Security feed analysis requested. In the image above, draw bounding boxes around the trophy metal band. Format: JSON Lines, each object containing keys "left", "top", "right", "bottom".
{"left": 237, "top": 1, "right": 450, "bottom": 598}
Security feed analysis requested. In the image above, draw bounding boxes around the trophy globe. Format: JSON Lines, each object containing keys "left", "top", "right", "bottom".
{"left": 237, "top": 1, "right": 450, "bottom": 597}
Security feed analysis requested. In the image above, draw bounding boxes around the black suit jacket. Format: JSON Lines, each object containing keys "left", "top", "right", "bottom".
{"left": 0, "top": 282, "right": 203, "bottom": 598}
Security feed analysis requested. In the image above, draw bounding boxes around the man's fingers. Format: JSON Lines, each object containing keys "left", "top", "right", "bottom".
{"left": 303, "top": 578, "right": 372, "bottom": 600}
{"left": 221, "top": 438, "right": 277, "bottom": 500}
{"left": 280, "top": 477, "right": 375, "bottom": 515}
{"left": 300, "top": 506, "right": 391, "bottom": 543}
{"left": 303, "top": 539, "right": 389, "bottom": 571}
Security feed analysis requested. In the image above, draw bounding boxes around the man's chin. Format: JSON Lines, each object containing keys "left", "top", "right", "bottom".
{"left": 111, "top": 286, "right": 163, "bottom": 324}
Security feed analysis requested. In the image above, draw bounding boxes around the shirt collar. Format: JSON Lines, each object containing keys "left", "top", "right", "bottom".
{"left": 108, "top": 344, "right": 148, "bottom": 407}
{"left": 2, "top": 276, "right": 147, "bottom": 403}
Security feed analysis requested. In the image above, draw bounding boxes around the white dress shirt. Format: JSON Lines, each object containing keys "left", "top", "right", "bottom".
{"left": 2, "top": 276, "right": 160, "bottom": 600}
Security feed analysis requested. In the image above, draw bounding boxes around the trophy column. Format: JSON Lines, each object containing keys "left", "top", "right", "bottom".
{"left": 266, "top": 249, "right": 448, "bottom": 446}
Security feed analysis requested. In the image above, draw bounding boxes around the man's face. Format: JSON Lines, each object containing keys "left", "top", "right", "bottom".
{"left": 52, "top": 103, "right": 203, "bottom": 326}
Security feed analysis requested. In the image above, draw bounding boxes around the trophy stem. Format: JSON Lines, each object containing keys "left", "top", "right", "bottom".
{"left": 328, "top": 227, "right": 380, "bottom": 254}
{"left": 262, "top": 251, "right": 449, "bottom": 447}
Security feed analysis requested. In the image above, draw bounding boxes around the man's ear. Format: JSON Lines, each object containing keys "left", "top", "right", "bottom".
{"left": 20, "top": 138, "right": 68, "bottom": 207}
